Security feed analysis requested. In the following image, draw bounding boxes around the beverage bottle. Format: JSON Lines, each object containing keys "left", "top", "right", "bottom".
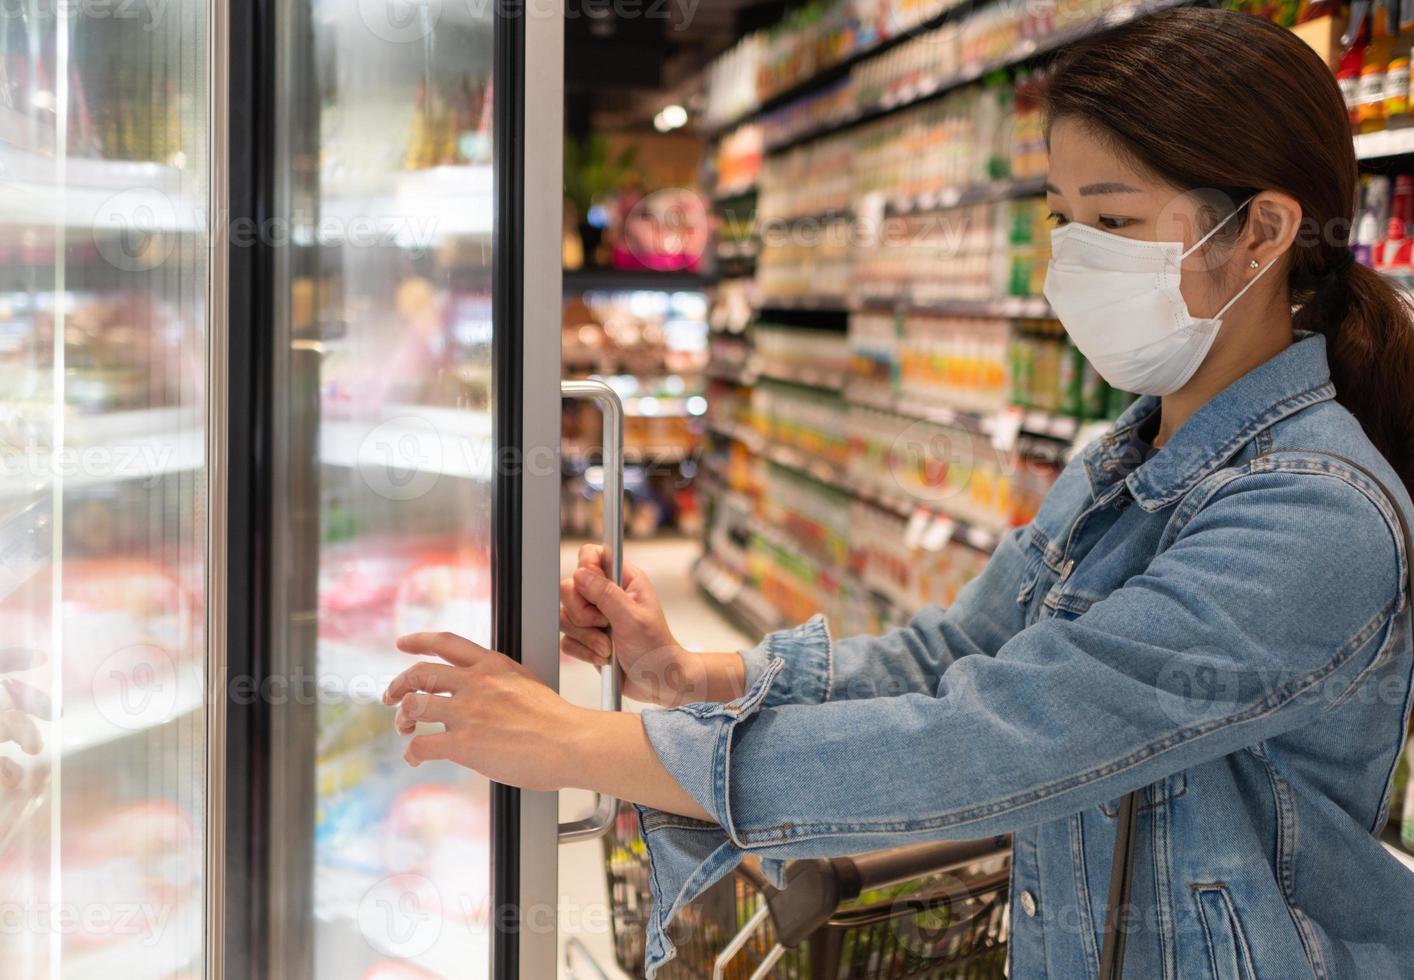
{"left": 1385, "top": 55, "right": 1411, "bottom": 128}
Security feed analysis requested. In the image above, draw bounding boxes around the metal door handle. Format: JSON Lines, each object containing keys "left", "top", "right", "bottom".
{"left": 558, "top": 379, "right": 624, "bottom": 843}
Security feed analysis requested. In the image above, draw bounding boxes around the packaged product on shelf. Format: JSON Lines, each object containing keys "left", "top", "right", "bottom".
{"left": 762, "top": 461, "right": 853, "bottom": 568}
{"left": 847, "top": 310, "right": 901, "bottom": 401}
{"left": 898, "top": 315, "right": 1010, "bottom": 413}
{"left": 755, "top": 323, "right": 852, "bottom": 381}
{"left": 752, "top": 379, "right": 851, "bottom": 467}
{"left": 1009, "top": 318, "right": 1113, "bottom": 419}
{"left": 714, "top": 124, "right": 764, "bottom": 195}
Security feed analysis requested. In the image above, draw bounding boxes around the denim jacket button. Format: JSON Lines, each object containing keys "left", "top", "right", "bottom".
{"left": 1020, "top": 890, "right": 1038, "bottom": 917}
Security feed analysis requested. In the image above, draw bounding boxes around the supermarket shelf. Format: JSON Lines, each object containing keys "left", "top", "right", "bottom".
{"left": 759, "top": 206, "right": 855, "bottom": 227}
{"left": 846, "top": 386, "right": 997, "bottom": 434}
{"left": 853, "top": 481, "right": 1006, "bottom": 553}
{"left": 321, "top": 165, "right": 494, "bottom": 244}
{"left": 706, "top": 360, "right": 759, "bottom": 385}
{"left": 707, "top": 416, "right": 1008, "bottom": 553}
{"left": 705, "top": 2, "right": 974, "bottom": 136}
{"left": 757, "top": 294, "right": 852, "bottom": 312}
{"left": 886, "top": 174, "right": 1049, "bottom": 215}
{"left": 61, "top": 665, "right": 205, "bottom": 757}
{"left": 763, "top": 0, "right": 1191, "bottom": 154}
{"left": 857, "top": 293, "right": 1054, "bottom": 319}
{"left": 0, "top": 407, "right": 204, "bottom": 501}
{"left": 0, "top": 140, "right": 204, "bottom": 232}
{"left": 715, "top": 239, "right": 760, "bottom": 260}
{"left": 845, "top": 385, "right": 1085, "bottom": 445}
{"left": 757, "top": 363, "right": 848, "bottom": 391}
{"left": 64, "top": 899, "right": 201, "bottom": 980}
{"left": 562, "top": 268, "right": 706, "bottom": 293}
{"left": 319, "top": 404, "right": 495, "bottom": 480}
{"left": 1354, "top": 128, "right": 1414, "bottom": 161}
{"left": 712, "top": 182, "right": 759, "bottom": 202}
{"left": 698, "top": 468, "right": 757, "bottom": 516}
{"left": 693, "top": 553, "right": 786, "bottom": 636}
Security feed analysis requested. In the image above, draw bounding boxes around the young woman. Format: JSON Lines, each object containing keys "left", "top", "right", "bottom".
{"left": 384, "top": 9, "right": 1414, "bottom": 976}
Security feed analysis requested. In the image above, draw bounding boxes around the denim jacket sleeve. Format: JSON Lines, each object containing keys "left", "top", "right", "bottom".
{"left": 737, "top": 524, "right": 1033, "bottom": 708}
{"left": 635, "top": 468, "right": 1407, "bottom": 976}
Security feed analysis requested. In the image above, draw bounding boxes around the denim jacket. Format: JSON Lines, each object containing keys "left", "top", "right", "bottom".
{"left": 637, "top": 333, "right": 1414, "bottom": 979}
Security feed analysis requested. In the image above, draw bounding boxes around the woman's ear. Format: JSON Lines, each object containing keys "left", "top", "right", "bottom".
{"left": 1243, "top": 191, "right": 1301, "bottom": 269}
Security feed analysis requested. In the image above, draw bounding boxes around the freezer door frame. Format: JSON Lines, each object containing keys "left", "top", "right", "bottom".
{"left": 495, "top": 2, "right": 565, "bottom": 978}
{"left": 214, "top": 0, "right": 565, "bottom": 977}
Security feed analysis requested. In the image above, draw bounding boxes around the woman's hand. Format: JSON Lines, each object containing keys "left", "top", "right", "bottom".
{"left": 1, "top": 647, "right": 50, "bottom": 792}
{"left": 382, "top": 632, "right": 586, "bottom": 792}
{"left": 560, "top": 546, "right": 745, "bottom": 707}
{"left": 383, "top": 629, "right": 714, "bottom": 822}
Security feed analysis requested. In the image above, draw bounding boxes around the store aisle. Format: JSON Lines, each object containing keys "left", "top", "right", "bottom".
{"left": 556, "top": 536, "right": 753, "bottom": 979}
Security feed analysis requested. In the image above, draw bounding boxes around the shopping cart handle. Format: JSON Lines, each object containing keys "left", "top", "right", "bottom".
{"left": 765, "top": 835, "right": 1012, "bottom": 948}
{"left": 839, "top": 835, "right": 1011, "bottom": 894}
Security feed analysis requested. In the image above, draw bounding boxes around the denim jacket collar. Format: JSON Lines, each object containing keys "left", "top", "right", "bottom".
{"left": 1082, "top": 332, "right": 1337, "bottom": 511}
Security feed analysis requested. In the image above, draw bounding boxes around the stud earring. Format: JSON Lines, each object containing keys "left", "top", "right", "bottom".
{"left": 1249, "top": 259, "right": 1259, "bottom": 269}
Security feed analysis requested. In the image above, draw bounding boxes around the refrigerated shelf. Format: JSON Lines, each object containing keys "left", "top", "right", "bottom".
{"left": 319, "top": 165, "right": 494, "bottom": 246}
{"left": 0, "top": 139, "right": 203, "bottom": 233}
{"left": 0, "top": 408, "right": 204, "bottom": 501}
{"left": 60, "top": 667, "right": 205, "bottom": 757}
{"left": 64, "top": 899, "right": 201, "bottom": 980}
{"left": 319, "top": 404, "right": 495, "bottom": 481}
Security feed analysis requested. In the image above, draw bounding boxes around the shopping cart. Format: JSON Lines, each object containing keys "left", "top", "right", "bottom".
{"left": 583, "top": 804, "right": 1012, "bottom": 980}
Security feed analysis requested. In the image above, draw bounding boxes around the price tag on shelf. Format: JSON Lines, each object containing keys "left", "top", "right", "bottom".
{"left": 904, "top": 508, "right": 932, "bottom": 550}
{"left": 990, "top": 406, "right": 1025, "bottom": 454}
{"left": 922, "top": 516, "right": 957, "bottom": 552}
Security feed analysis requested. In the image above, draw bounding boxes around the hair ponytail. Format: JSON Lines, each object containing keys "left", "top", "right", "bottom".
{"left": 1046, "top": 7, "right": 1414, "bottom": 497}
{"left": 1305, "top": 262, "right": 1414, "bottom": 493}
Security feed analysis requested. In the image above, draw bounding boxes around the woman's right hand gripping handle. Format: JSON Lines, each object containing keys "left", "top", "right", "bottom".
{"left": 559, "top": 544, "right": 745, "bottom": 707}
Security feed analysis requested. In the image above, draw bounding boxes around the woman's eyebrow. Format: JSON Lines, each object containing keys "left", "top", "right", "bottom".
{"left": 1078, "top": 181, "right": 1141, "bottom": 195}
{"left": 1042, "top": 181, "right": 1141, "bottom": 195}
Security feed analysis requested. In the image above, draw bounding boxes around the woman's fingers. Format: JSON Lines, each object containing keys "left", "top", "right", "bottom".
{"left": 560, "top": 635, "right": 610, "bottom": 668}
{"left": 394, "top": 691, "right": 457, "bottom": 735}
{"left": 383, "top": 662, "right": 467, "bottom": 705}
{"left": 558, "top": 618, "right": 611, "bottom": 660}
{"left": 576, "top": 543, "right": 604, "bottom": 571}
{"left": 560, "top": 580, "right": 608, "bottom": 629}
{"left": 404, "top": 732, "right": 455, "bottom": 767}
{"left": 3, "top": 679, "right": 52, "bottom": 721}
{"left": 395, "top": 631, "right": 489, "bottom": 667}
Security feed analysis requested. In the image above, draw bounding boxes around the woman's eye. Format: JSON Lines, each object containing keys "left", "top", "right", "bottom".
{"left": 1098, "top": 215, "right": 1133, "bottom": 230}
{"left": 1047, "top": 211, "right": 1069, "bottom": 227}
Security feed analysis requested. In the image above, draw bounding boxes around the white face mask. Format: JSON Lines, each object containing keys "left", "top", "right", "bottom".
{"left": 1042, "top": 199, "right": 1273, "bottom": 396}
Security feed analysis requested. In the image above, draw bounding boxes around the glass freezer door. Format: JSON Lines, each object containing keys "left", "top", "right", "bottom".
{"left": 0, "top": 3, "right": 216, "bottom": 979}
{"left": 265, "top": 3, "right": 564, "bottom": 978}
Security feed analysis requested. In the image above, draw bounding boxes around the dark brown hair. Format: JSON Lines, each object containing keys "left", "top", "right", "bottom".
{"left": 1045, "top": 7, "right": 1414, "bottom": 494}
